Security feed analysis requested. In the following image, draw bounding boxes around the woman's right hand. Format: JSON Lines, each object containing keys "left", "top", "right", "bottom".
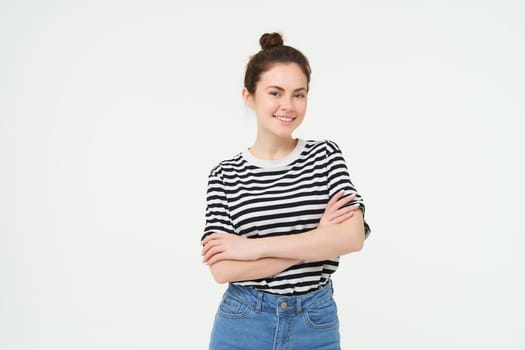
{"left": 318, "top": 191, "right": 360, "bottom": 228}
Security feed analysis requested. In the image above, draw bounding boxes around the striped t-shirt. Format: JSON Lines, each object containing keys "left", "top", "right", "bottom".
{"left": 202, "top": 139, "right": 370, "bottom": 295}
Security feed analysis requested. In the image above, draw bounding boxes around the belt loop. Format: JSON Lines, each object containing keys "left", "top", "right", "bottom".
{"left": 296, "top": 296, "right": 303, "bottom": 315}
{"left": 256, "top": 291, "right": 263, "bottom": 313}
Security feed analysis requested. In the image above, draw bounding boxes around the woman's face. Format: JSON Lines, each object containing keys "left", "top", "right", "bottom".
{"left": 244, "top": 63, "right": 308, "bottom": 139}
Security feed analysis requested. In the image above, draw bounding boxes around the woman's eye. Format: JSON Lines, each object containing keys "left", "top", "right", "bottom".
{"left": 269, "top": 91, "right": 280, "bottom": 97}
{"left": 294, "top": 93, "right": 305, "bottom": 98}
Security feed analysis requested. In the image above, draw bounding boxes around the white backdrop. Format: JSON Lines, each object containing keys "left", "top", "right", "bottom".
{"left": 1, "top": 1, "right": 524, "bottom": 349}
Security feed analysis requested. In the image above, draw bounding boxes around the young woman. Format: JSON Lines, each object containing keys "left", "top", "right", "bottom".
{"left": 201, "top": 32, "right": 371, "bottom": 350}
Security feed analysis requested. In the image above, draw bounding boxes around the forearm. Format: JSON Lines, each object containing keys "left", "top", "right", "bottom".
{"left": 257, "top": 209, "right": 365, "bottom": 261}
{"left": 209, "top": 257, "right": 301, "bottom": 284}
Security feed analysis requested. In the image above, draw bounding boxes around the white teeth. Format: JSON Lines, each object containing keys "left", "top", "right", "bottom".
{"left": 274, "top": 116, "right": 294, "bottom": 122}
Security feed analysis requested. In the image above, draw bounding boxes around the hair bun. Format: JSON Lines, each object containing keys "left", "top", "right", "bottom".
{"left": 259, "top": 32, "right": 284, "bottom": 50}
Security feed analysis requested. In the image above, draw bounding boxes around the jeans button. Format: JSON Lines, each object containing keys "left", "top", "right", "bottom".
{"left": 280, "top": 301, "right": 287, "bottom": 309}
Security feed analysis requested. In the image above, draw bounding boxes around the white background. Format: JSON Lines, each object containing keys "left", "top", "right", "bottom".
{"left": 1, "top": 0, "right": 524, "bottom": 349}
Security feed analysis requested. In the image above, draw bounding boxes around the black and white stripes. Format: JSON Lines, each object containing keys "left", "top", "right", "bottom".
{"left": 203, "top": 139, "right": 370, "bottom": 295}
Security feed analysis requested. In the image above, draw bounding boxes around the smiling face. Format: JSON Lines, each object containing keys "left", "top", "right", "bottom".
{"left": 243, "top": 63, "right": 308, "bottom": 140}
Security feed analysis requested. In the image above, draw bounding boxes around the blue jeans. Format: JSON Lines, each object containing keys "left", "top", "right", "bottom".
{"left": 209, "top": 281, "right": 341, "bottom": 350}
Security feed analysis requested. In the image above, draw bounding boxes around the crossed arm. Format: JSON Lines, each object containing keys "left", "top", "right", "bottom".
{"left": 201, "top": 192, "right": 366, "bottom": 284}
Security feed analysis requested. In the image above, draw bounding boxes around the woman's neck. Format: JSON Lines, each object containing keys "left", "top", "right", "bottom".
{"left": 248, "top": 134, "right": 298, "bottom": 160}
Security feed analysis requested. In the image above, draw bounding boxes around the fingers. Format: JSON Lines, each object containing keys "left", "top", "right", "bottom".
{"left": 335, "top": 193, "right": 356, "bottom": 208}
{"left": 201, "top": 233, "right": 223, "bottom": 260}
{"left": 202, "top": 245, "right": 223, "bottom": 264}
{"left": 202, "top": 232, "right": 255, "bottom": 264}
{"left": 325, "top": 192, "right": 358, "bottom": 218}
{"left": 331, "top": 211, "right": 355, "bottom": 224}
{"left": 323, "top": 202, "right": 360, "bottom": 224}
{"left": 201, "top": 232, "right": 224, "bottom": 246}
{"left": 319, "top": 192, "right": 360, "bottom": 229}
{"left": 326, "top": 190, "right": 345, "bottom": 208}
{"left": 202, "top": 232, "right": 238, "bottom": 264}
{"left": 205, "top": 252, "right": 224, "bottom": 266}
{"left": 327, "top": 192, "right": 357, "bottom": 212}
{"left": 201, "top": 232, "right": 230, "bottom": 255}
{"left": 341, "top": 203, "right": 360, "bottom": 213}
{"left": 201, "top": 238, "right": 217, "bottom": 257}
{"left": 202, "top": 238, "right": 226, "bottom": 264}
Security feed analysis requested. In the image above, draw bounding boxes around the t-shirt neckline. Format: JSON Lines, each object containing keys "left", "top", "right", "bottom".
{"left": 242, "top": 139, "right": 306, "bottom": 168}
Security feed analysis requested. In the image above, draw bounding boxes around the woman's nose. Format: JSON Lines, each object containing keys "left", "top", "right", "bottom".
{"left": 279, "top": 96, "right": 294, "bottom": 111}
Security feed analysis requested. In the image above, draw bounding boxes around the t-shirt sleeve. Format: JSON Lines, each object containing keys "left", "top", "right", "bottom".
{"left": 201, "top": 165, "right": 235, "bottom": 242}
{"left": 325, "top": 140, "right": 371, "bottom": 238}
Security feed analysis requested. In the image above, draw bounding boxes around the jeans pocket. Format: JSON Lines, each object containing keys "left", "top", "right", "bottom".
{"left": 217, "top": 296, "right": 250, "bottom": 319}
{"left": 303, "top": 299, "right": 339, "bottom": 329}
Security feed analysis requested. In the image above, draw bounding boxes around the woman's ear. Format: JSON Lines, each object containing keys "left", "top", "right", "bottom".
{"left": 242, "top": 87, "right": 254, "bottom": 109}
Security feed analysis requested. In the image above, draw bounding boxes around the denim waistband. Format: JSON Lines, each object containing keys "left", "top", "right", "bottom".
{"left": 224, "top": 281, "right": 334, "bottom": 314}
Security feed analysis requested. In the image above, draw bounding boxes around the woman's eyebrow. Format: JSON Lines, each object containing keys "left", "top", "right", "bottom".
{"left": 266, "top": 85, "right": 306, "bottom": 92}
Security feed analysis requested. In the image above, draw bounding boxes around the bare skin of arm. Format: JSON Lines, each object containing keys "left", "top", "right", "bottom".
{"left": 208, "top": 258, "right": 302, "bottom": 284}
{"left": 202, "top": 191, "right": 361, "bottom": 283}
{"left": 203, "top": 209, "right": 364, "bottom": 265}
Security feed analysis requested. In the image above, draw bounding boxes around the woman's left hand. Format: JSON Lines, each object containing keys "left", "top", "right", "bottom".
{"left": 201, "top": 232, "right": 261, "bottom": 265}
{"left": 319, "top": 191, "right": 360, "bottom": 228}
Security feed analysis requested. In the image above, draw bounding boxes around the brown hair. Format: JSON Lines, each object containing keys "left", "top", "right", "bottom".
{"left": 244, "top": 32, "right": 311, "bottom": 94}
